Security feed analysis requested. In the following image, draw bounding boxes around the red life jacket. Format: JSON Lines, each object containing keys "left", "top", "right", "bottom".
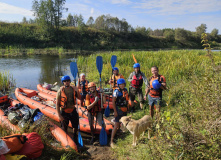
{"left": 88, "top": 91, "right": 102, "bottom": 114}
{"left": 131, "top": 74, "right": 143, "bottom": 88}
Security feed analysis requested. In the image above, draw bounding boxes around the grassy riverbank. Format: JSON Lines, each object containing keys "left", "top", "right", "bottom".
{"left": 0, "top": 71, "right": 14, "bottom": 92}
{"left": 77, "top": 50, "right": 221, "bottom": 159}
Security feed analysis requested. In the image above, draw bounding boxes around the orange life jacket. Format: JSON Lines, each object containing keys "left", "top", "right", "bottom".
{"left": 88, "top": 91, "right": 102, "bottom": 115}
{"left": 131, "top": 74, "right": 143, "bottom": 88}
{"left": 149, "top": 75, "right": 164, "bottom": 98}
{"left": 111, "top": 74, "right": 124, "bottom": 89}
{"left": 60, "top": 86, "right": 76, "bottom": 109}
{"left": 79, "top": 80, "right": 89, "bottom": 94}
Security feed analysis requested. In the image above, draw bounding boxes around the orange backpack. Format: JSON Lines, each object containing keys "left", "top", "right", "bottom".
{"left": 1, "top": 134, "right": 27, "bottom": 154}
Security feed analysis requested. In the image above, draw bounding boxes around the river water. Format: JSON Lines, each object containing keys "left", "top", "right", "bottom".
{"left": 0, "top": 55, "right": 77, "bottom": 93}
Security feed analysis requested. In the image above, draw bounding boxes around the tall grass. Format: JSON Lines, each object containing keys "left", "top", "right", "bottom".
{"left": 0, "top": 71, "right": 14, "bottom": 92}
{"left": 77, "top": 50, "right": 221, "bottom": 159}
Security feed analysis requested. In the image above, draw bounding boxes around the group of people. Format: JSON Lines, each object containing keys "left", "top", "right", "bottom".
{"left": 56, "top": 62, "right": 166, "bottom": 148}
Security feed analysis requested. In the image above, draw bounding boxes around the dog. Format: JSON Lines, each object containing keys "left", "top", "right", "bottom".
{"left": 120, "top": 115, "right": 152, "bottom": 146}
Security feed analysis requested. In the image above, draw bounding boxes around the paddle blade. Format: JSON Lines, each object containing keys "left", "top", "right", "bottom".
{"left": 111, "top": 55, "right": 117, "bottom": 68}
{"left": 99, "top": 124, "right": 108, "bottom": 146}
{"left": 132, "top": 54, "right": 137, "bottom": 63}
{"left": 78, "top": 131, "right": 83, "bottom": 147}
{"left": 104, "top": 105, "right": 110, "bottom": 117}
{"left": 70, "top": 62, "right": 78, "bottom": 80}
{"left": 96, "top": 56, "right": 103, "bottom": 74}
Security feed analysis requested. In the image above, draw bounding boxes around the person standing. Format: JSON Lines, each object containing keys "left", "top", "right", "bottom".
{"left": 85, "top": 82, "right": 106, "bottom": 144}
{"left": 128, "top": 63, "right": 148, "bottom": 110}
{"left": 144, "top": 66, "right": 166, "bottom": 118}
{"left": 109, "top": 67, "right": 124, "bottom": 90}
{"left": 56, "top": 75, "right": 81, "bottom": 144}
{"left": 77, "top": 73, "right": 89, "bottom": 106}
{"left": 110, "top": 78, "right": 129, "bottom": 148}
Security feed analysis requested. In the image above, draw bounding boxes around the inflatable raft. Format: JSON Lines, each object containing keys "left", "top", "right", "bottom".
{"left": 0, "top": 98, "right": 78, "bottom": 152}
{"left": 15, "top": 88, "right": 112, "bottom": 135}
{"left": 37, "top": 84, "right": 136, "bottom": 109}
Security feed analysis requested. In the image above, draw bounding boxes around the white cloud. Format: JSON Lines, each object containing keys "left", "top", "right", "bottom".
{"left": 134, "top": 0, "right": 221, "bottom": 15}
{"left": 91, "top": 8, "right": 94, "bottom": 14}
{"left": 106, "top": 0, "right": 131, "bottom": 5}
{"left": 0, "top": 2, "right": 33, "bottom": 17}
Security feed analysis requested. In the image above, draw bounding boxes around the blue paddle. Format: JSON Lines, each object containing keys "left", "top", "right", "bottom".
{"left": 96, "top": 56, "right": 107, "bottom": 146}
{"left": 70, "top": 61, "right": 83, "bottom": 147}
{"left": 105, "top": 55, "right": 117, "bottom": 117}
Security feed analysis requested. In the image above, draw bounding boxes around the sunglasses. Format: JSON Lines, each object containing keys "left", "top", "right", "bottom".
{"left": 63, "top": 80, "right": 70, "bottom": 82}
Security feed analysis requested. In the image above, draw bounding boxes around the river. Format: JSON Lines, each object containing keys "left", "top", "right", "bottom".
{"left": 0, "top": 54, "right": 76, "bottom": 93}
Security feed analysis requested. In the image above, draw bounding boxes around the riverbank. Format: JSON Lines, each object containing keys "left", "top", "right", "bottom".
{"left": 0, "top": 71, "right": 14, "bottom": 93}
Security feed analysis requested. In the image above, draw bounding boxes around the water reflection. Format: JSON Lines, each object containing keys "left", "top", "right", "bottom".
{"left": 0, "top": 55, "right": 75, "bottom": 91}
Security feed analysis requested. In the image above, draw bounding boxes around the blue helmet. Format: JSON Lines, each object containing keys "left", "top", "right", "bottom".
{"left": 61, "top": 75, "right": 71, "bottom": 83}
{"left": 117, "top": 78, "right": 126, "bottom": 86}
{"left": 152, "top": 80, "right": 161, "bottom": 90}
{"left": 133, "top": 63, "right": 140, "bottom": 68}
{"left": 113, "top": 67, "right": 119, "bottom": 71}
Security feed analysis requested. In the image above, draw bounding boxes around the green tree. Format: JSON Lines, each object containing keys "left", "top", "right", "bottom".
{"left": 22, "top": 17, "right": 28, "bottom": 24}
{"left": 67, "top": 13, "right": 74, "bottom": 26}
{"left": 163, "top": 29, "right": 175, "bottom": 41}
{"left": 196, "top": 24, "right": 207, "bottom": 36}
{"left": 175, "top": 28, "right": 189, "bottom": 42}
{"left": 210, "top": 28, "right": 219, "bottom": 39}
{"left": 32, "top": 0, "right": 67, "bottom": 38}
{"left": 86, "top": 16, "right": 94, "bottom": 27}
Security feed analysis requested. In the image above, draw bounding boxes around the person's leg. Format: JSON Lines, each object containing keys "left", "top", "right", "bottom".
{"left": 110, "top": 122, "right": 120, "bottom": 148}
{"left": 148, "top": 95, "right": 155, "bottom": 118}
{"left": 88, "top": 112, "right": 95, "bottom": 144}
{"left": 129, "top": 87, "right": 136, "bottom": 112}
{"left": 70, "top": 109, "right": 79, "bottom": 144}
{"left": 155, "top": 98, "right": 162, "bottom": 120}
{"left": 137, "top": 89, "right": 144, "bottom": 110}
{"left": 60, "top": 111, "right": 69, "bottom": 133}
{"left": 97, "top": 112, "right": 105, "bottom": 128}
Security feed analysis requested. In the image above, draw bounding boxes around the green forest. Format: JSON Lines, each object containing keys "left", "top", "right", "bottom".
{"left": 0, "top": 0, "right": 220, "bottom": 52}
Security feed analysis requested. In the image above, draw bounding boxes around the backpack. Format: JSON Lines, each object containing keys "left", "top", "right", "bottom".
{"left": 16, "top": 132, "right": 44, "bottom": 159}
{"left": 8, "top": 111, "right": 22, "bottom": 125}
{"left": 1, "top": 134, "right": 27, "bottom": 154}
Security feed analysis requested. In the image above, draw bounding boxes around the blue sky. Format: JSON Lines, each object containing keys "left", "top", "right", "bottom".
{"left": 0, "top": 0, "right": 220, "bottom": 33}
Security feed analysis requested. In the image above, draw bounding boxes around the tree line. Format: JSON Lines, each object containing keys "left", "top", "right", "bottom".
{"left": 0, "top": 0, "right": 220, "bottom": 51}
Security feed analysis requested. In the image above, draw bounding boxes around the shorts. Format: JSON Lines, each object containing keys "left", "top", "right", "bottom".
{"left": 60, "top": 109, "right": 79, "bottom": 130}
{"left": 129, "top": 87, "right": 144, "bottom": 104}
{"left": 148, "top": 94, "right": 162, "bottom": 107}
{"left": 115, "top": 107, "right": 127, "bottom": 123}
{"left": 88, "top": 112, "right": 105, "bottom": 128}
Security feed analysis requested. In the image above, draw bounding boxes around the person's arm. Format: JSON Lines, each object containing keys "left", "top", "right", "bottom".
{"left": 86, "top": 94, "right": 100, "bottom": 110}
{"left": 112, "top": 90, "right": 118, "bottom": 117}
{"left": 127, "top": 73, "right": 133, "bottom": 82}
{"left": 102, "top": 93, "right": 106, "bottom": 104}
{"left": 141, "top": 72, "right": 149, "bottom": 89}
{"left": 77, "top": 79, "right": 81, "bottom": 89}
{"left": 56, "top": 89, "right": 64, "bottom": 121}
{"left": 73, "top": 86, "right": 81, "bottom": 99}
{"left": 160, "top": 76, "right": 166, "bottom": 90}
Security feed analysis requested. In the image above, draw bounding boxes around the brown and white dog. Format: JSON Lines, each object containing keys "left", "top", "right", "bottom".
{"left": 120, "top": 115, "right": 152, "bottom": 146}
